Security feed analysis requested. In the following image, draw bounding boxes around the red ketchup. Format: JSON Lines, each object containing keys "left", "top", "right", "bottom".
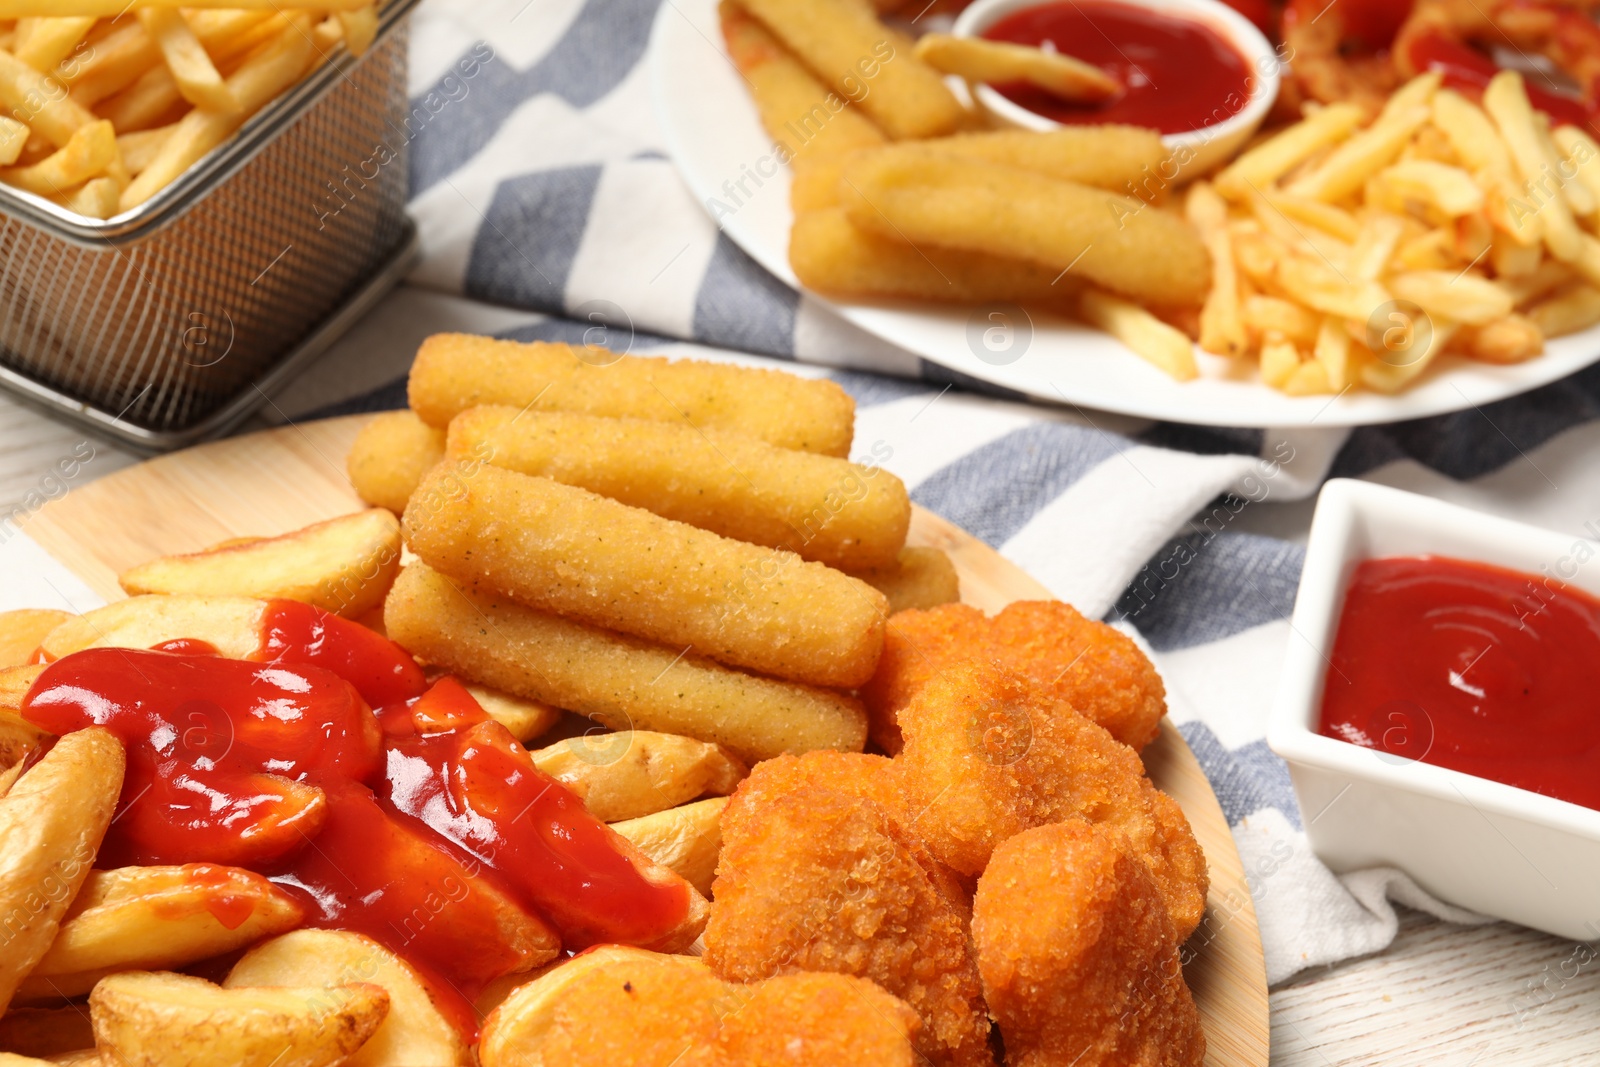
{"left": 21, "top": 608, "right": 691, "bottom": 1037}
{"left": 1400, "top": 31, "right": 1592, "bottom": 129}
{"left": 1319, "top": 556, "right": 1600, "bottom": 811}
{"left": 981, "top": 0, "right": 1254, "bottom": 135}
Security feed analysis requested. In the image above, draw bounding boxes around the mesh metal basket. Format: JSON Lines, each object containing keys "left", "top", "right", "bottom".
{"left": 0, "top": 1, "right": 421, "bottom": 451}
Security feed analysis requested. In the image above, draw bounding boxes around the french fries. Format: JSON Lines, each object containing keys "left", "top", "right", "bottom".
{"left": 914, "top": 33, "right": 1119, "bottom": 102}
{"left": 609, "top": 796, "right": 729, "bottom": 897}
{"left": 1078, "top": 287, "right": 1199, "bottom": 381}
{"left": 136, "top": 7, "right": 231, "bottom": 111}
{"left": 0, "top": 119, "right": 114, "bottom": 196}
{"left": 403, "top": 462, "right": 888, "bottom": 689}
{"left": 89, "top": 971, "right": 388, "bottom": 1067}
{"left": 839, "top": 148, "right": 1212, "bottom": 306}
{"left": 733, "top": 0, "right": 964, "bottom": 140}
{"left": 847, "top": 545, "right": 960, "bottom": 613}
{"left": 0, "top": 608, "right": 70, "bottom": 667}
{"left": 407, "top": 334, "right": 856, "bottom": 457}
{"left": 0, "top": 727, "right": 125, "bottom": 1013}
{"left": 18, "top": 865, "right": 304, "bottom": 1001}
{"left": 447, "top": 406, "right": 911, "bottom": 570}
{"left": 226, "top": 930, "right": 469, "bottom": 1067}
{"left": 117, "top": 509, "right": 402, "bottom": 618}
{"left": 383, "top": 562, "right": 869, "bottom": 762}
{"left": 529, "top": 731, "right": 747, "bottom": 823}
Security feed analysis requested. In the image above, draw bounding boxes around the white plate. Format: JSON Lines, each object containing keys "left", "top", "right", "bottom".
{"left": 647, "top": 0, "right": 1600, "bottom": 427}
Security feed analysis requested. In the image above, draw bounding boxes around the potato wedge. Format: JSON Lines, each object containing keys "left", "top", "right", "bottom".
{"left": 226, "top": 929, "right": 469, "bottom": 1067}
{"left": 89, "top": 971, "right": 388, "bottom": 1067}
{"left": 1, "top": 666, "right": 48, "bottom": 771}
{"left": 0, "top": 665, "right": 43, "bottom": 711}
{"left": 0, "top": 1053, "right": 56, "bottom": 1066}
{"left": 0, "top": 611, "right": 71, "bottom": 669}
{"left": 478, "top": 948, "right": 708, "bottom": 1067}
{"left": 0, "top": 1005, "right": 94, "bottom": 1059}
{"left": 529, "top": 732, "right": 746, "bottom": 823}
{"left": 117, "top": 510, "right": 401, "bottom": 619}
{"left": 0, "top": 728, "right": 125, "bottom": 1014}
{"left": 609, "top": 797, "right": 729, "bottom": 898}
{"left": 463, "top": 683, "right": 561, "bottom": 745}
{"left": 36, "top": 596, "right": 263, "bottom": 661}
{"left": 17, "top": 866, "right": 304, "bottom": 1002}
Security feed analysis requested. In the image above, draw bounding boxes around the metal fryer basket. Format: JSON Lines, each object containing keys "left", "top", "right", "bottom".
{"left": 0, "top": 1, "right": 421, "bottom": 449}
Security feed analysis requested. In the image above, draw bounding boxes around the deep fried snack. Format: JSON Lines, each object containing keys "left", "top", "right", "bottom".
{"left": 609, "top": 796, "right": 728, "bottom": 897}
{"left": 448, "top": 407, "right": 911, "bottom": 571}
{"left": 896, "top": 663, "right": 1206, "bottom": 939}
{"left": 538, "top": 956, "right": 737, "bottom": 1067}
{"left": 710, "top": 972, "right": 922, "bottom": 1066}
{"left": 914, "top": 34, "right": 1120, "bottom": 101}
{"left": 839, "top": 148, "right": 1211, "bottom": 306}
{"left": 790, "top": 207, "right": 1078, "bottom": 303}
{"left": 408, "top": 334, "right": 855, "bottom": 457}
{"left": 383, "top": 563, "right": 868, "bottom": 762}
{"left": 862, "top": 600, "right": 1166, "bottom": 753}
{"left": 0, "top": 609, "right": 72, "bottom": 669}
{"left": 346, "top": 410, "right": 445, "bottom": 513}
{"left": 531, "top": 731, "right": 747, "bottom": 823}
{"left": 734, "top": 0, "right": 965, "bottom": 140}
{"left": 720, "top": 0, "right": 886, "bottom": 164}
{"left": 404, "top": 462, "right": 888, "bottom": 689}
{"left": 705, "top": 786, "right": 993, "bottom": 1067}
{"left": 0, "top": 727, "right": 125, "bottom": 1014}
{"left": 972, "top": 821, "right": 1205, "bottom": 1067}
{"left": 0, "top": 1005, "right": 95, "bottom": 1059}
{"left": 848, "top": 546, "right": 960, "bottom": 613}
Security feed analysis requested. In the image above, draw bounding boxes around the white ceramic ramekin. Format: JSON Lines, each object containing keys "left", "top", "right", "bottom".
{"left": 1267, "top": 479, "right": 1600, "bottom": 941}
{"left": 950, "top": 0, "right": 1281, "bottom": 177}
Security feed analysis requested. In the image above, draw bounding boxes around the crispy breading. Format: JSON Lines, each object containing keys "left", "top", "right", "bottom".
{"left": 710, "top": 972, "right": 922, "bottom": 1066}
{"left": 540, "top": 956, "right": 735, "bottom": 1067}
{"left": 972, "top": 821, "right": 1205, "bottom": 1067}
{"left": 704, "top": 786, "right": 993, "bottom": 1067}
{"left": 862, "top": 600, "right": 1167, "bottom": 755}
{"left": 896, "top": 662, "right": 1206, "bottom": 939}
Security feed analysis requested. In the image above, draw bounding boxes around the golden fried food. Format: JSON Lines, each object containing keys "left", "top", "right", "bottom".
{"left": 790, "top": 207, "right": 1077, "bottom": 303}
{"left": 733, "top": 0, "right": 965, "bottom": 140}
{"left": 719, "top": 0, "right": 886, "bottom": 164}
{"left": 0, "top": 609, "right": 71, "bottom": 669}
{"left": 408, "top": 334, "right": 855, "bottom": 457}
{"left": 914, "top": 34, "right": 1120, "bottom": 102}
{"left": 705, "top": 785, "right": 993, "bottom": 1067}
{"left": 972, "top": 821, "right": 1205, "bottom": 1067}
{"left": 530, "top": 731, "right": 747, "bottom": 823}
{"left": 346, "top": 410, "right": 446, "bottom": 514}
{"left": 1, "top": 727, "right": 125, "bottom": 1014}
{"left": 709, "top": 971, "right": 922, "bottom": 1066}
{"left": 862, "top": 600, "right": 1166, "bottom": 753}
{"left": 896, "top": 663, "right": 1206, "bottom": 939}
{"left": 538, "top": 956, "right": 736, "bottom": 1067}
{"left": 403, "top": 462, "right": 888, "bottom": 689}
{"left": 609, "top": 797, "right": 729, "bottom": 897}
{"left": 447, "top": 406, "right": 911, "bottom": 570}
{"left": 849, "top": 546, "right": 961, "bottom": 613}
{"left": 839, "top": 148, "right": 1211, "bottom": 306}
{"left": 916, "top": 126, "right": 1170, "bottom": 192}
{"left": 383, "top": 563, "right": 868, "bottom": 762}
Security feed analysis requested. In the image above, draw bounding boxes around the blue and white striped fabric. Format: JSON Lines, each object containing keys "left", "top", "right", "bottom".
{"left": 376, "top": 0, "right": 1600, "bottom": 984}
{"left": 12, "top": 0, "right": 1600, "bottom": 989}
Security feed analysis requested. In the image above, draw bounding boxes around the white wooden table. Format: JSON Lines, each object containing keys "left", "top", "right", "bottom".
{"left": 5, "top": 383, "right": 1598, "bottom": 1067}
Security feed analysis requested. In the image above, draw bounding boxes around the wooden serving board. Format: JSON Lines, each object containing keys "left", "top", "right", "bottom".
{"left": 25, "top": 415, "right": 1269, "bottom": 1066}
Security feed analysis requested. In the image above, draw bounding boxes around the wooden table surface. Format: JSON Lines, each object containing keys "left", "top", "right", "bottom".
{"left": 5, "top": 391, "right": 1599, "bottom": 1066}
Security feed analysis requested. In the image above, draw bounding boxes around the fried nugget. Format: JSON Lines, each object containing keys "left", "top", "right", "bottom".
{"left": 896, "top": 663, "right": 1206, "bottom": 939}
{"left": 540, "top": 955, "right": 735, "bottom": 1067}
{"left": 972, "top": 821, "right": 1205, "bottom": 1067}
{"left": 862, "top": 600, "right": 1166, "bottom": 754}
{"left": 712, "top": 972, "right": 922, "bottom": 1066}
{"left": 705, "top": 786, "right": 993, "bottom": 1067}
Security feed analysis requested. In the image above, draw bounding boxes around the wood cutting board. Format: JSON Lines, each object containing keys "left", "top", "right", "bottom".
{"left": 24, "top": 414, "right": 1270, "bottom": 1066}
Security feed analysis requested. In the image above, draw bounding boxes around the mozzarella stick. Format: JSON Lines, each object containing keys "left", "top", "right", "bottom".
{"left": 407, "top": 335, "right": 855, "bottom": 457}
{"left": 403, "top": 463, "right": 889, "bottom": 689}
{"left": 847, "top": 546, "right": 960, "bottom": 613}
{"left": 346, "top": 410, "right": 446, "bottom": 513}
{"left": 383, "top": 563, "right": 868, "bottom": 762}
{"left": 735, "top": 0, "right": 965, "bottom": 140}
{"left": 447, "top": 407, "right": 908, "bottom": 571}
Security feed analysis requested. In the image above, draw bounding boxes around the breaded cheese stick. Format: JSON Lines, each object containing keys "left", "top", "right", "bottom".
{"left": 407, "top": 335, "right": 855, "bottom": 457}
{"left": 790, "top": 207, "right": 1076, "bottom": 303}
{"left": 346, "top": 411, "right": 446, "bottom": 513}
{"left": 846, "top": 546, "right": 960, "bottom": 613}
{"left": 403, "top": 463, "right": 889, "bottom": 689}
{"left": 384, "top": 563, "right": 868, "bottom": 762}
{"left": 447, "top": 407, "right": 909, "bottom": 571}
{"left": 734, "top": 0, "right": 965, "bottom": 140}
{"left": 839, "top": 148, "right": 1212, "bottom": 306}
{"left": 720, "top": 0, "right": 885, "bottom": 164}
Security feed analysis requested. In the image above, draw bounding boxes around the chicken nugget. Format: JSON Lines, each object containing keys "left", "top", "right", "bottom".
{"left": 972, "top": 821, "right": 1205, "bottom": 1067}
{"left": 862, "top": 600, "right": 1166, "bottom": 754}
{"left": 540, "top": 955, "right": 736, "bottom": 1067}
{"left": 705, "top": 786, "right": 993, "bottom": 1067}
{"left": 896, "top": 662, "right": 1206, "bottom": 939}
{"left": 712, "top": 972, "right": 922, "bottom": 1066}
